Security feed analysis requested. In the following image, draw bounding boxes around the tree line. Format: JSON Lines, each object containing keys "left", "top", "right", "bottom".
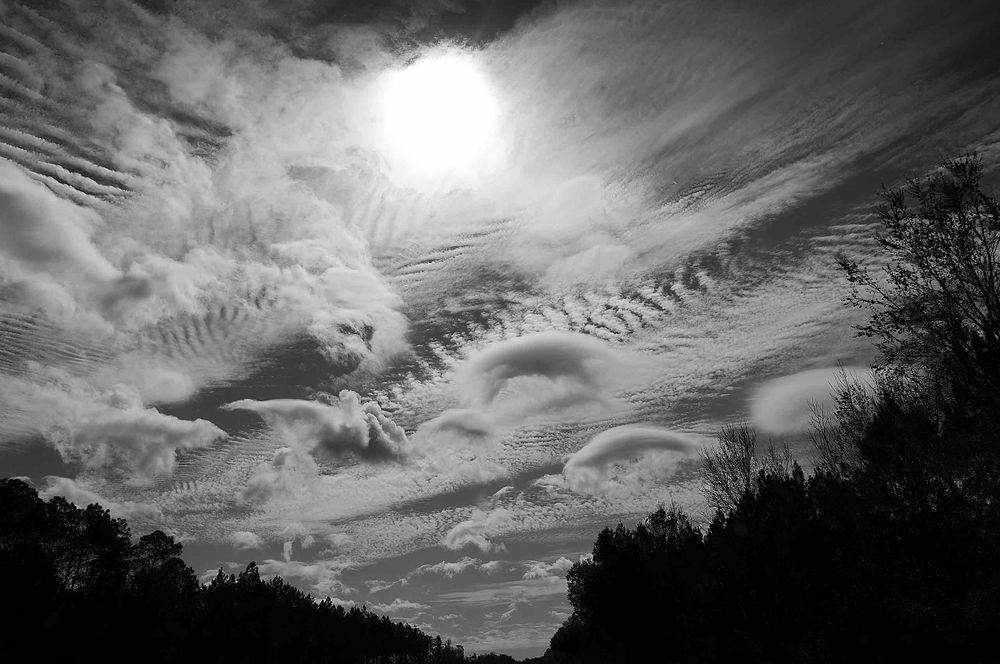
{"left": 543, "top": 156, "right": 1000, "bottom": 662}
{"left": 0, "top": 476, "right": 478, "bottom": 663}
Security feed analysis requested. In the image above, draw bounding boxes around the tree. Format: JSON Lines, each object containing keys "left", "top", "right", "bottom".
{"left": 838, "top": 155, "right": 1000, "bottom": 506}
{"left": 839, "top": 155, "right": 1000, "bottom": 421}
{"left": 702, "top": 422, "right": 791, "bottom": 513}
{"left": 0, "top": 478, "right": 466, "bottom": 664}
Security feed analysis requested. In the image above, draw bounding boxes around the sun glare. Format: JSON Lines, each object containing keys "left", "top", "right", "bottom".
{"left": 378, "top": 53, "right": 500, "bottom": 180}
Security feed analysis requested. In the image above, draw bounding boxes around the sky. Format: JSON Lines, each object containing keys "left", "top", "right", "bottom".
{"left": 1, "top": 0, "right": 999, "bottom": 656}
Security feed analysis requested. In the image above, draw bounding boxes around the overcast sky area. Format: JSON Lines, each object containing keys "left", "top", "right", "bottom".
{"left": 2, "top": 0, "right": 1000, "bottom": 656}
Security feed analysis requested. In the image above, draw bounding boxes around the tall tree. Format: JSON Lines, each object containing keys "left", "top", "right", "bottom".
{"left": 839, "top": 155, "right": 1000, "bottom": 420}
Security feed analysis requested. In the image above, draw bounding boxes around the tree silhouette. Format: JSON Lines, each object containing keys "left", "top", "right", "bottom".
{"left": 839, "top": 155, "right": 1000, "bottom": 420}
{"left": 0, "top": 477, "right": 468, "bottom": 663}
{"left": 701, "top": 422, "right": 791, "bottom": 513}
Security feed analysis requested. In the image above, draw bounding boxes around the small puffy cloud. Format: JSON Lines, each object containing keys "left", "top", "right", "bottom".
{"left": 562, "top": 424, "right": 699, "bottom": 495}
{"left": 257, "top": 557, "right": 355, "bottom": 597}
{"left": 326, "top": 532, "right": 353, "bottom": 549}
{"left": 280, "top": 521, "right": 316, "bottom": 548}
{"left": 415, "top": 557, "right": 507, "bottom": 579}
{"left": 442, "top": 507, "right": 513, "bottom": 553}
{"left": 222, "top": 390, "right": 408, "bottom": 462}
{"left": 750, "top": 366, "right": 873, "bottom": 435}
{"left": 240, "top": 446, "right": 318, "bottom": 505}
{"left": 522, "top": 556, "right": 574, "bottom": 581}
{"left": 39, "top": 476, "right": 162, "bottom": 521}
{"left": 229, "top": 531, "right": 264, "bottom": 550}
{"left": 370, "top": 556, "right": 509, "bottom": 594}
{"left": 370, "top": 598, "right": 430, "bottom": 614}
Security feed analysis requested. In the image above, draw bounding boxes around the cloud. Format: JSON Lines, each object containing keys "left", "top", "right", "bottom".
{"left": 323, "top": 532, "right": 354, "bottom": 552}
{"left": 417, "top": 408, "right": 497, "bottom": 442}
{"left": 0, "top": 375, "right": 224, "bottom": 480}
{"left": 39, "top": 476, "right": 163, "bottom": 521}
{"left": 522, "top": 556, "right": 574, "bottom": 582}
{"left": 223, "top": 391, "right": 409, "bottom": 462}
{"left": 459, "top": 331, "right": 631, "bottom": 410}
{"left": 421, "top": 332, "right": 645, "bottom": 449}
{"left": 416, "top": 557, "right": 508, "bottom": 579}
{"left": 256, "top": 557, "right": 356, "bottom": 597}
{"left": 71, "top": 404, "right": 226, "bottom": 479}
{"left": 240, "top": 446, "right": 319, "bottom": 506}
{"left": 442, "top": 507, "right": 513, "bottom": 552}
{"left": 0, "top": 159, "right": 120, "bottom": 285}
{"left": 562, "top": 425, "right": 700, "bottom": 495}
{"left": 370, "top": 598, "right": 431, "bottom": 614}
{"left": 229, "top": 531, "right": 264, "bottom": 549}
{"left": 750, "top": 366, "right": 873, "bottom": 435}
{"left": 369, "top": 556, "right": 509, "bottom": 594}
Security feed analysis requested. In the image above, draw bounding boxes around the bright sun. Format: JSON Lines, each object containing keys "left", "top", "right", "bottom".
{"left": 378, "top": 54, "right": 500, "bottom": 179}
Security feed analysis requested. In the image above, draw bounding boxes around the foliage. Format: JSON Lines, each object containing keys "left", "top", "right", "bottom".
{"left": 0, "top": 478, "right": 467, "bottom": 663}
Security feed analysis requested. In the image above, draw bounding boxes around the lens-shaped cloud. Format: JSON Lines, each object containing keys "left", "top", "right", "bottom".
{"left": 562, "top": 424, "right": 700, "bottom": 495}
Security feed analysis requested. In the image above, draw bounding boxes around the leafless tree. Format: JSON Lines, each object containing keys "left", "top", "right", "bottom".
{"left": 839, "top": 155, "right": 1000, "bottom": 417}
{"left": 702, "top": 422, "right": 791, "bottom": 513}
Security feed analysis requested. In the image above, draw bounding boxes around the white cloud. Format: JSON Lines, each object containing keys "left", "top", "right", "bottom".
{"left": 229, "top": 531, "right": 264, "bottom": 549}
{"left": 750, "top": 366, "right": 873, "bottom": 435}
{"left": 240, "top": 446, "right": 319, "bottom": 506}
{"left": 562, "top": 424, "right": 700, "bottom": 495}
{"left": 370, "top": 598, "right": 431, "bottom": 614}
{"left": 416, "top": 557, "right": 507, "bottom": 579}
{"left": 39, "top": 476, "right": 163, "bottom": 521}
{"left": 416, "top": 408, "right": 497, "bottom": 443}
{"left": 71, "top": 404, "right": 226, "bottom": 479}
{"left": 522, "top": 557, "right": 574, "bottom": 581}
{"left": 442, "top": 507, "right": 513, "bottom": 553}
{"left": 0, "top": 375, "right": 224, "bottom": 480}
{"left": 257, "top": 557, "right": 356, "bottom": 597}
{"left": 223, "top": 391, "right": 408, "bottom": 462}
{"left": 369, "top": 556, "right": 510, "bottom": 595}
{"left": 0, "top": 159, "right": 120, "bottom": 286}
{"left": 322, "top": 532, "right": 354, "bottom": 555}
{"left": 458, "top": 331, "right": 634, "bottom": 411}
{"left": 416, "top": 331, "right": 646, "bottom": 451}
